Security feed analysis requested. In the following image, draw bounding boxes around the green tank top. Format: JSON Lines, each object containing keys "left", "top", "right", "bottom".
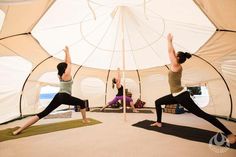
{"left": 168, "top": 69, "right": 184, "bottom": 93}
{"left": 59, "top": 79, "right": 73, "bottom": 95}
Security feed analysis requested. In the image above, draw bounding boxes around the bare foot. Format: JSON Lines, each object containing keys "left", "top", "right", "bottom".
{"left": 100, "top": 107, "right": 105, "bottom": 112}
{"left": 227, "top": 134, "right": 236, "bottom": 144}
{"left": 150, "top": 122, "right": 162, "bottom": 127}
{"left": 133, "top": 109, "right": 139, "bottom": 113}
{"left": 12, "top": 128, "right": 21, "bottom": 136}
{"left": 82, "top": 119, "right": 90, "bottom": 124}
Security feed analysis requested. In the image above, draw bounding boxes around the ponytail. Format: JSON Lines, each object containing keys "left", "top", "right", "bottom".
{"left": 57, "top": 62, "right": 67, "bottom": 77}
{"left": 177, "top": 51, "right": 192, "bottom": 64}
{"left": 184, "top": 52, "right": 192, "bottom": 59}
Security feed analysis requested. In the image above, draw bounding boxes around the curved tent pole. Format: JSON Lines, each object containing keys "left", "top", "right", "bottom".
{"left": 192, "top": 54, "right": 233, "bottom": 119}
{"left": 18, "top": 30, "right": 61, "bottom": 118}
{"left": 165, "top": 65, "right": 169, "bottom": 70}
{"left": 0, "top": 33, "right": 54, "bottom": 118}
{"left": 72, "top": 65, "right": 83, "bottom": 79}
{"left": 0, "top": 0, "right": 55, "bottom": 90}
{"left": 136, "top": 70, "right": 141, "bottom": 100}
{"left": 19, "top": 56, "right": 53, "bottom": 117}
{"left": 105, "top": 69, "right": 110, "bottom": 105}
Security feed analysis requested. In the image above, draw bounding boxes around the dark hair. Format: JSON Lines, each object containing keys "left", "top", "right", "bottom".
{"left": 112, "top": 78, "right": 116, "bottom": 89}
{"left": 177, "top": 51, "right": 192, "bottom": 64}
{"left": 57, "top": 62, "right": 67, "bottom": 77}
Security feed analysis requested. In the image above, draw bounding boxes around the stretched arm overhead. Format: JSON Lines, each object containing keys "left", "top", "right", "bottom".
{"left": 62, "top": 46, "right": 72, "bottom": 80}
{"left": 116, "top": 68, "right": 121, "bottom": 88}
{"left": 64, "top": 46, "right": 71, "bottom": 64}
{"left": 167, "top": 33, "right": 181, "bottom": 71}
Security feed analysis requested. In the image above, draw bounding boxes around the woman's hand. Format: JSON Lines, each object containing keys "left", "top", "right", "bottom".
{"left": 167, "top": 33, "right": 173, "bottom": 42}
{"left": 63, "top": 46, "right": 69, "bottom": 53}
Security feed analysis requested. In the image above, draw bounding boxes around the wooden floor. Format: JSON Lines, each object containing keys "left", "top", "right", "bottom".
{"left": 0, "top": 109, "right": 236, "bottom": 157}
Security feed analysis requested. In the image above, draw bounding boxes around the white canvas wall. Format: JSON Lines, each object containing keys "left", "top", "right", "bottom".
{"left": 0, "top": 0, "right": 236, "bottom": 124}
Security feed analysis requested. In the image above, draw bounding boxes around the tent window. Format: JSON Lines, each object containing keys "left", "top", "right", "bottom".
{"left": 39, "top": 85, "right": 59, "bottom": 108}
{"left": 80, "top": 77, "right": 105, "bottom": 95}
{"left": 0, "top": 9, "right": 5, "bottom": 32}
{"left": 38, "top": 71, "right": 59, "bottom": 108}
{"left": 187, "top": 86, "right": 209, "bottom": 108}
{"left": 121, "top": 78, "right": 138, "bottom": 93}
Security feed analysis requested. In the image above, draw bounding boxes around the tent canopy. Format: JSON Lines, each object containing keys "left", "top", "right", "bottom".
{"left": 32, "top": 0, "right": 215, "bottom": 70}
{"left": 0, "top": 0, "right": 236, "bottom": 124}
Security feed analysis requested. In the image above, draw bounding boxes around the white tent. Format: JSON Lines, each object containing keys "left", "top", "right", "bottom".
{"left": 0, "top": 0, "right": 236, "bottom": 124}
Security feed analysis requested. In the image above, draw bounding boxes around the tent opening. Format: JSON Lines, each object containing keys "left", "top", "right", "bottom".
{"left": 39, "top": 85, "right": 58, "bottom": 109}
{"left": 187, "top": 86, "right": 209, "bottom": 108}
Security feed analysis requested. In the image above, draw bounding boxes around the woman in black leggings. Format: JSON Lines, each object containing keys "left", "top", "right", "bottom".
{"left": 151, "top": 33, "right": 236, "bottom": 144}
{"left": 13, "top": 46, "right": 89, "bottom": 135}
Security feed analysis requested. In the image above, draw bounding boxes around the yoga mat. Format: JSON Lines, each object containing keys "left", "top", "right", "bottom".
{"left": 0, "top": 118, "right": 101, "bottom": 142}
{"left": 91, "top": 108, "right": 153, "bottom": 113}
{"left": 44, "top": 111, "right": 72, "bottom": 119}
{"left": 132, "top": 120, "right": 236, "bottom": 149}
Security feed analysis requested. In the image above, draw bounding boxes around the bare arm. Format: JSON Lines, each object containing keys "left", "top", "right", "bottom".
{"left": 116, "top": 68, "right": 121, "bottom": 88}
{"left": 64, "top": 46, "right": 71, "bottom": 64}
{"left": 39, "top": 81, "right": 60, "bottom": 87}
{"left": 62, "top": 46, "right": 72, "bottom": 80}
{"left": 167, "top": 33, "right": 181, "bottom": 71}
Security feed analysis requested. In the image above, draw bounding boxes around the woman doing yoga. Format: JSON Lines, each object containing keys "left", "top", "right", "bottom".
{"left": 100, "top": 68, "right": 138, "bottom": 112}
{"left": 13, "top": 46, "right": 89, "bottom": 135}
{"left": 151, "top": 33, "right": 236, "bottom": 144}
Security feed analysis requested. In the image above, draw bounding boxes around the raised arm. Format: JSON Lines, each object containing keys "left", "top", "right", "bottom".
{"left": 64, "top": 46, "right": 71, "bottom": 64}
{"left": 167, "top": 33, "right": 180, "bottom": 71}
{"left": 62, "top": 46, "right": 72, "bottom": 80}
{"left": 116, "top": 68, "right": 121, "bottom": 87}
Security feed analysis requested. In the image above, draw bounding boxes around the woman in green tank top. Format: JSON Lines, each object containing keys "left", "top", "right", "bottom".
{"left": 150, "top": 33, "right": 236, "bottom": 144}
{"left": 13, "top": 46, "right": 90, "bottom": 135}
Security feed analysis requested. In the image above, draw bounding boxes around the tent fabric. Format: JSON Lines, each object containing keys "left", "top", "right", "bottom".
{"left": 0, "top": 0, "right": 236, "bottom": 124}
{"left": 0, "top": 34, "right": 50, "bottom": 64}
{"left": 32, "top": 0, "right": 215, "bottom": 70}
{"left": 194, "top": 0, "right": 236, "bottom": 30}
{"left": 0, "top": 56, "right": 32, "bottom": 123}
{"left": 0, "top": 0, "right": 54, "bottom": 39}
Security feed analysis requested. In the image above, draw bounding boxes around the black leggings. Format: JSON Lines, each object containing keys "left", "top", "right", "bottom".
{"left": 155, "top": 91, "right": 232, "bottom": 135}
{"left": 37, "top": 93, "right": 86, "bottom": 119}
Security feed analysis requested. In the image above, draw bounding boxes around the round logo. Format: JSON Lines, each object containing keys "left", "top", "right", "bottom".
{"left": 208, "top": 132, "right": 230, "bottom": 153}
